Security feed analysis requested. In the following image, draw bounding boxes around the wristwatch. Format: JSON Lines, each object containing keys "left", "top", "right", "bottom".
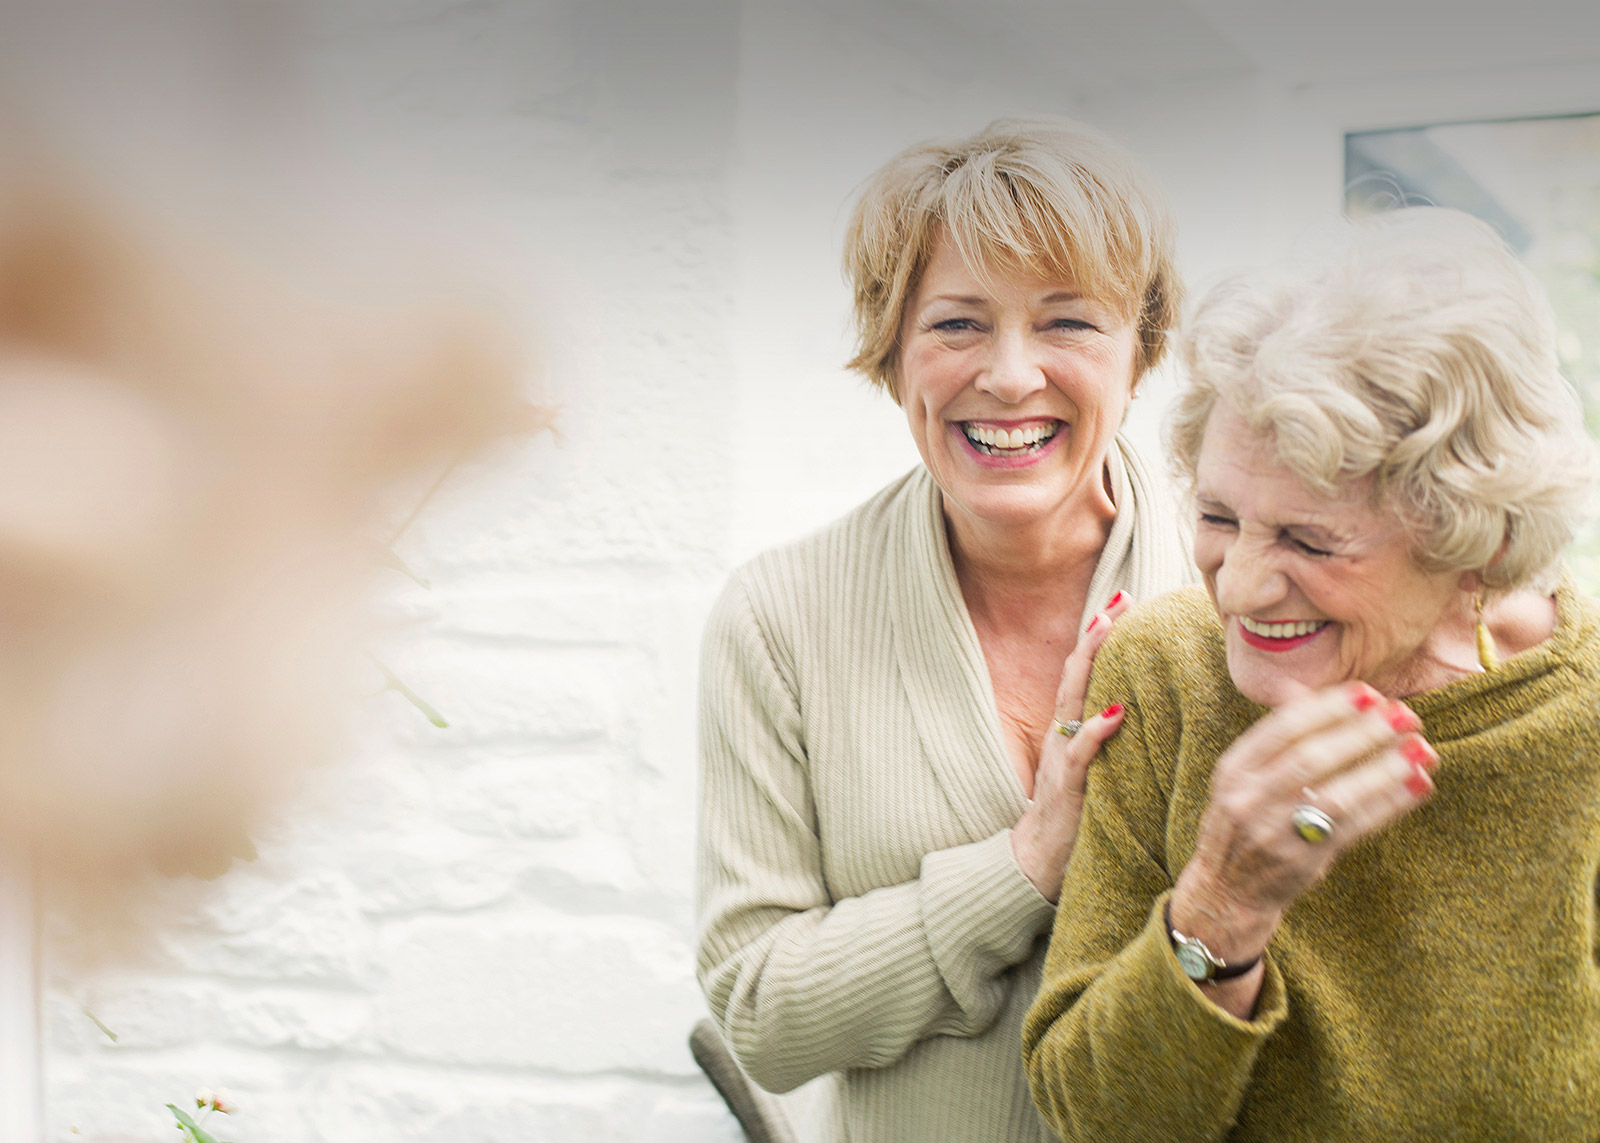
{"left": 1164, "top": 900, "right": 1260, "bottom": 983}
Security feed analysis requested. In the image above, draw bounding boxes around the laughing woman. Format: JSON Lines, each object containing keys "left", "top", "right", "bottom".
{"left": 696, "top": 119, "right": 1192, "bottom": 1141}
{"left": 1023, "top": 207, "right": 1600, "bottom": 1142}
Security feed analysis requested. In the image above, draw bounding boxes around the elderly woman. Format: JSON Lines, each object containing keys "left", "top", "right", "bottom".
{"left": 696, "top": 118, "right": 1192, "bottom": 1140}
{"left": 1023, "top": 206, "right": 1600, "bottom": 1141}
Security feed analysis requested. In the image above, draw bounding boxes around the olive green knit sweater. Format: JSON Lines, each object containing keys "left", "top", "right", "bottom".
{"left": 1023, "top": 582, "right": 1600, "bottom": 1142}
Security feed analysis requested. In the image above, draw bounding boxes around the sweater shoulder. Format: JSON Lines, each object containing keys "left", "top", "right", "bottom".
{"left": 721, "top": 468, "right": 923, "bottom": 618}
{"left": 1560, "top": 585, "right": 1600, "bottom": 679}
{"left": 1086, "top": 585, "right": 1252, "bottom": 754}
{"left": 1099, "top": 586, "right": 1225, "bottom": 689}
{"left": 705, "top": 468, "right": 926, "bottom": 673}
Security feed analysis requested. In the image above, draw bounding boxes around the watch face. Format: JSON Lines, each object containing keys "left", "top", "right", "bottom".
{"left": 1176, "top": 942, "right": 1212, "bottom": 981}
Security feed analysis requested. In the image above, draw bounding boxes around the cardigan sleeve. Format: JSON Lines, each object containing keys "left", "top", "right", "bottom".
{"left": 1021, "top": 643, "right": 1288, "bottom": 1141}
{"left": 696, "top": 575, "right": 1056, "bottom": 1093}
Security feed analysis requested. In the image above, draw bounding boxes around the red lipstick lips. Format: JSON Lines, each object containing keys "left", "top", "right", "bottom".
{"left": 1236, "top": 621, "right": 1327, "bottom": 652}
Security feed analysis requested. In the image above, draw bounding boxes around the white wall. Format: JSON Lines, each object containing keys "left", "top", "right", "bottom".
{"left": 35, "top": 3, "right": 1600, "bottom": 1140}
{"left": 43, "top": 3, "right": 745, "bottom": 1139}
{"left": 726, "top": 0, "right": 1258, "bottom": 556}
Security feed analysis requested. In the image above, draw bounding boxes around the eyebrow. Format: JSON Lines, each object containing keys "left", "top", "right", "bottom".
{"left": 922, "top": 290, "right": 1088, "bottom": 308}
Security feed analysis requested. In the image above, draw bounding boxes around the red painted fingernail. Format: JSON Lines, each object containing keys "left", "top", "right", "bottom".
{"left": 1386, "top": 704, "right": 1421, "bottom": 733}
{"left": 1109, "top": 590, "right": 1127, "bottom": 607}
{"left": 1087, "top": 613, "right": 1105, "bottom": 631}
{"left": 1404, "top": 763, "right": 1434, "bottom": 797}
{"left": 1400, "top": 737, "right": 1437, "bottom": 770}
{"left": 1101, "top": 703, "right": 1124, "bottom": 718}
{"left": 1347, "top": 683, "right": 1379, "bottom": 712}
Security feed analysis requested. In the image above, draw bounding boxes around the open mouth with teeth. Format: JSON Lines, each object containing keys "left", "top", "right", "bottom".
{"left": 1237, "top": 616, "right": 1331, "bottom": 652}
{"left": 958, "top": 420, "right": 1062, "bottom": 458}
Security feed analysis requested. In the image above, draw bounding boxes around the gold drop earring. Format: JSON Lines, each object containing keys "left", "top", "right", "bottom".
{"left": 1474, "top": 590, "right": 1499, "bottom": 672}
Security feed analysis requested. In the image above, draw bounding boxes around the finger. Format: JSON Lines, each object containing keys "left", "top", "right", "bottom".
{"left": 1306, "top": 735, "right": 1435, "bottom": 845}
{"left": 1226, "top": 681, "right": 1410, "bottom": 773}
{"left": 1054, "top": 608, "right": 1119, "bottom": 716}
{"left": 1103, "top": 589, "right": 1133, "bottom": 620}
{"left": 1038, "top": 702, "right": 1126, "bottom": 795}
{"left": 1255, "top": 699, "right": 1417, "bottom": 796}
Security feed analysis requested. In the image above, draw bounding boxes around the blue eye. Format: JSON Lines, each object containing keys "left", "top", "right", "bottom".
{"left": 1048, "top": 318, "right": 1095, "bottom": 332}
{"left": 931, "top": 318, "right": 981, "bottom": 333}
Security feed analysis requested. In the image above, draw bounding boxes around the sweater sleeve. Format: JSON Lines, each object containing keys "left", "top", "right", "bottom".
{"left": 696, "top": 575, "right": 1056, "bottom": 1093}
{"left": 1021, "top": 645, "right": 1288, "bottom": 1141}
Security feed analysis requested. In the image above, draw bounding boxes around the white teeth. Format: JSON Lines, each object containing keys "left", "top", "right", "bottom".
{"left": 962, "top": 422, "right": 1059, "bottom": 454}
{"left": 1239, "top": 616, "right": 1329, "bottom": 639}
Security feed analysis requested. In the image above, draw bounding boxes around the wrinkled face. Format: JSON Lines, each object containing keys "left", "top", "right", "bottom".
{"left": 895, "top": 233, "right": 1139, "bottom": 534}
{"left": 1193, "top": 405, "right": 1464, "bottom": 706}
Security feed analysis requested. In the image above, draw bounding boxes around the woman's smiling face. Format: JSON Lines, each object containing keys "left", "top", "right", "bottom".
{"left": 1193, "top": 405, "right": 1468, "bottom": 706}
{"left": 895, "top": 232, "right": 1139, "bottom": 535}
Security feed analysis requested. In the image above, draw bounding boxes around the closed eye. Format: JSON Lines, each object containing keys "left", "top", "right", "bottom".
{"left": 1198, "top": 512, "right": 1236, "bottom": 529}
{"left": 1290, "top": 537, "right": 1332, "bottom": 557}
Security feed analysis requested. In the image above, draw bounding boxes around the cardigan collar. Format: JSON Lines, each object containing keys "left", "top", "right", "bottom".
{"left": 886, "top": 437, "right": 1173, "bottom": 832}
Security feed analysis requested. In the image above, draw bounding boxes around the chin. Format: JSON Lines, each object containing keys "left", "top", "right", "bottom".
{"left": 1233, "top": 678, "right": 1296, "bottom": 708}
{"left": 947, "top": 482, "right": 1062, "bottom": 526}
{"left": 1225, "top": 649, "right": 1321, "bottom": 709}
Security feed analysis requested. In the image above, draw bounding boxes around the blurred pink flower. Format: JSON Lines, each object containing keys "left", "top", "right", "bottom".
{"left": 194, "top": 1087, "right": 235, "bottom": 1115}
{"left": 0, "top": 174, "right": 540, "bottom": 885}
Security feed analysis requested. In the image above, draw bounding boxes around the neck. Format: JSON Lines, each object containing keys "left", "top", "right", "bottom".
{"left": 1380, "top": 599, "right": 1483, "bottom": 698}
{"left": 1380, "top": 588, "right": 1553, "bottom": 698}
{"left": 943, "top": 469, "right": 1117, "bottom": 633}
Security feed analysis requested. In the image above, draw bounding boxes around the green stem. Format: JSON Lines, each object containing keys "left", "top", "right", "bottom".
{"left": 386, "top": 447, "right": 469, "bottom": 546}
{"left": 374, "top": 543, "right": 431, "bottom": 588}
{"left": 83, "top": 1005, "right": 117, "bottom": 1042}
{"left": 370, "top": 657, "right": 449, "bottom": 728}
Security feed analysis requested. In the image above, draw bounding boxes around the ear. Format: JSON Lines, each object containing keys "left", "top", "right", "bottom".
{"left": 1459, "top": 537, "right": 1510, "bottom": 597}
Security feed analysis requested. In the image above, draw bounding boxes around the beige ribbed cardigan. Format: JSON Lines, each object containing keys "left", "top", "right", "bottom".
{"left": 696, "top": 439, "right": 1194, "bottom": 1142}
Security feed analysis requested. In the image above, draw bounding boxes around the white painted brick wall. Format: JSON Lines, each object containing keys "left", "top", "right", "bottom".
{"left": 37, "top": 2, "right": 1597, "bottom": 1140}
{"left": 41, "top": 2, "right": 746, "bottom": 1138}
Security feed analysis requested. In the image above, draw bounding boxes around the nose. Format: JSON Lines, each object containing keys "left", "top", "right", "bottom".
{"left": 1211, "top": 535, "right": 1289, "bottom": 618}
{"left": 975, "top": 327, "right": 1045, "bottom": 403}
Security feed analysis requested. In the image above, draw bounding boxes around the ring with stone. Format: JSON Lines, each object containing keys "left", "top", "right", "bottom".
{"left": 1290, "top": 803, "right": 1335, "bottom": 844}
{"left": 1052, "top": 718, "right": 1083, "bottom": 738}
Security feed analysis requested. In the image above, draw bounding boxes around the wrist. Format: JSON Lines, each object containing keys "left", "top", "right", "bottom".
{"left": 1165, "top": 898, "right": 1260, "bottom": 982}
{"left": 1170, "top": 868, "right": 1280, "bottom": 965}
{"left": 1009, "top": 821, "right": 1061, "bottom": 903}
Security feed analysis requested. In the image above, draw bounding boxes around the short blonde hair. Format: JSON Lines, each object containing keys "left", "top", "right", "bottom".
{"left": 1169, "top": 207, "right": 1599, "bottom": 592}
{"left": 843, "top": 117, "right": 1181, "bottom": 400}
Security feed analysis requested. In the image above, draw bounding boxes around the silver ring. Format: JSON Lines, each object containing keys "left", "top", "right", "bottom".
{"left": 1290, "top": 803, "right": 1334, "bottom": 844}
{"left": 1052, "top": 718, "right": 1083, "bottom": 738}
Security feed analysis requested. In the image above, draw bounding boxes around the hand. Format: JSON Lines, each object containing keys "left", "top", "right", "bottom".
{"left": 1171, "top": 681, "right": 1437, "bottom": 961}
{"left": 1013, "top": 591, "right": 1133, "bottom": 903}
